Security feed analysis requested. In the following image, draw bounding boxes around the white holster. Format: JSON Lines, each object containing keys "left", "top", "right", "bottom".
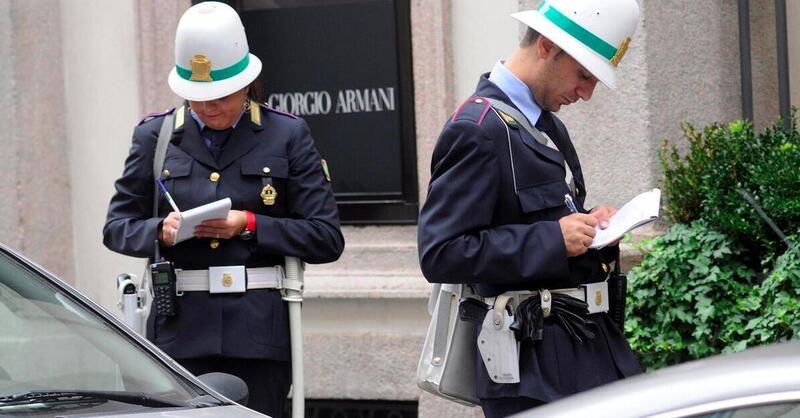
{"left": 116, "top": 273, "right": 150, "bottom": 336}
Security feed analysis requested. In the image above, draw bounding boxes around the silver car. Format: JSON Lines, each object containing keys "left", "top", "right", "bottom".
{"left": 515, "top": 340, "right": 800, "bottom": 418}
{"left": 0, "top": 243, "right": 266, "bottom": 417}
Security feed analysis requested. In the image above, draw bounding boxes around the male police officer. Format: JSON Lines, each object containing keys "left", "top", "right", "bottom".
{"left": 418, "top": 1, "right": 642, "bottom": 416}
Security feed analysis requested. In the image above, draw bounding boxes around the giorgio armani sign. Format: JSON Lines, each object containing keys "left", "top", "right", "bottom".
{"left": 230, "top": 0, "right": 418, "bottom": 224}
{"left": 267, "top": 87, "right": 397, "bottom": 116}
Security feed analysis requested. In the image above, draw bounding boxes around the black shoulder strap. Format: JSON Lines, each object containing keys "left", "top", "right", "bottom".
{"left": 152, "top": 113, "right": 175, "bottom": 217}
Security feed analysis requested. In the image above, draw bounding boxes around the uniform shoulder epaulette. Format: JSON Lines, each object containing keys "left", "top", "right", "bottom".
{"left": 451, "top": 97, "right": 492, "bottom": 125}
{"left": 260, "top": 102, "right": 298, "bottom": 120}
{"left": 137, "top": 107, "right": 175, "bottom": 126}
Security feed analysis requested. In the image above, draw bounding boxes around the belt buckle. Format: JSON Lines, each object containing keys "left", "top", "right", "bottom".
{"left": 583, "top": 281, "right": 609, "bottom": 314}
{"left": 209, "top": 266, "right": 246, "bottom": 294}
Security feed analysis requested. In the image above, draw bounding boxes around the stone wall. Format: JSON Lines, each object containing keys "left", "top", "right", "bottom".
{"left": 0, "top": 0, "right": 74, "bottom": 282}
{"left": 61, "top": 0, "right": 146, "bottom": 307}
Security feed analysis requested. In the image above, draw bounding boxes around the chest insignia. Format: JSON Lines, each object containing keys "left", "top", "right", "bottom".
{"left": 260, "top": 184, "right": 277, "bottom": 206}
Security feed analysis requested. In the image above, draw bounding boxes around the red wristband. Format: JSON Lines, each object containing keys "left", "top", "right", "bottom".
{"left": 244, "top": 210, "right": 256, "bottom": 232}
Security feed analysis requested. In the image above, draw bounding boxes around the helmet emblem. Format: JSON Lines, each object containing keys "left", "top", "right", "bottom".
{"left": 610, "top": 37, "right": 631, "bottom": 67}
{"left": 190, "top": 54, "right": 213, "bottom": 81}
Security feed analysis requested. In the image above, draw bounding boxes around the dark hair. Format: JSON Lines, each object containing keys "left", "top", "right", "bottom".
{"left": 520, "top": 27, "right": 566, "bottom": 59}
{"left": 520, "top": 27, "right": 541, "bottom": 47}
{"left": 247, "top": 78, "right": 264, "bottom": 103}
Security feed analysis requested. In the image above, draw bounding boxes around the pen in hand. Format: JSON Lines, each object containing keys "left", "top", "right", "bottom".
{"left": 156, "top": 178, "right": 182, "bottom": 215}
{"left": 564, "top": 194, "right": 578, "bottom": 214}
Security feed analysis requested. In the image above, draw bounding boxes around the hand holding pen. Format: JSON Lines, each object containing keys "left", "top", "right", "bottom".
{"left": 559, "top": 193, "right": 597, "bottom": 257}
{"left": 156, "top": 178, "right": 182, "bottom": 247}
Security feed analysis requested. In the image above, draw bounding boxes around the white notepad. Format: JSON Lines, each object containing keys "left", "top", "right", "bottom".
{"left": 590, "top": 189, "right": 661, "bottom": 249}
{"left": 175, "top": 198, "right": 232, "bottom": 243}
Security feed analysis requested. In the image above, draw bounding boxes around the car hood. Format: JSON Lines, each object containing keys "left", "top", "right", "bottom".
{"left": 515, "top": 341, "right": 800, "bottom": 418}
{"left": 57, "top": 404, "right": 266, "bottom": 417}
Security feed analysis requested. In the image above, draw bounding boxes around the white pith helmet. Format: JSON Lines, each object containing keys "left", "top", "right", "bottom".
{"left": 512, "top": 0, "right": 640, "bottom": 90}
{"left": 168, "top": 1, "right": 262, "bottom": 101}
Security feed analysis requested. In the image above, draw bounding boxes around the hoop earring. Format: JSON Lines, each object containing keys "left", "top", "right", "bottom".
{"left": 244, "top": 99, "right": 251, "bottom": 112}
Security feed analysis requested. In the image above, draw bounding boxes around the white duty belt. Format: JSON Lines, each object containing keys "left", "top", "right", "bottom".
{"left": 487, "top": 281, "right": 609, "bottom": 318}
{"left": 175, "top": 266, "right": 284, "bottom": 292}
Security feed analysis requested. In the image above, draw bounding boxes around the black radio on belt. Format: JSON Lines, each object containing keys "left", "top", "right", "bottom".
{"left": 150, "top": 258, "right": 177, "bottom": 317}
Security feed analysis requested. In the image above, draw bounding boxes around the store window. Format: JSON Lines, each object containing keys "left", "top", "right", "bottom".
{"left": 195, "top": 0, "right": 419, "bottom": 224}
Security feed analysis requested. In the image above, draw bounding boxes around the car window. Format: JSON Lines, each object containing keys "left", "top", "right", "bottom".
{"left": 0, "top": 251, "right": 204, "bottom": 403}
{"left": 696, "top": 402, "right": 800, "bottom": 417}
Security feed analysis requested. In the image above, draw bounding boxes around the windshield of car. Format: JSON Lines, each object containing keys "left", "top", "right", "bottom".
{"left": 0, "top": 251, "right": 208, "bottom": 409}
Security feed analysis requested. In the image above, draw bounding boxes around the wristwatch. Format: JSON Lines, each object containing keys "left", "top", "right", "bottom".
{"left": 239, "top": 210, "right": 256, "bottom": 240}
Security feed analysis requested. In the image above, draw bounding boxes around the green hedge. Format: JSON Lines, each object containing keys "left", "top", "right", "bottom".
{"left": 628, "top": 116, "right": 800, "bottom": 371}
{"left": 660, "top": 119, "right": 800, "bottom": 256}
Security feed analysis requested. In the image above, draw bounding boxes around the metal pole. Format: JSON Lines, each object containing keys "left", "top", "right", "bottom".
{"left": 775, "top": 0, "right": 792, "bottom": 130}
{"left": 738, "top": 0, "right": 754, "bottom": 121}
{"left": 283, "top": 257, "right": 305, "bottom": 418}
{"left": 737, "top": 188, "right": 799, "bottom": 257}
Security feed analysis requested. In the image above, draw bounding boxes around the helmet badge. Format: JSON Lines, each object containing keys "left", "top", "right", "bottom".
{"left": 610, "top": 37, "right": 631, "bottom": 67}
{"left": 190, "top": 54, "right": 213, "bottom": 81}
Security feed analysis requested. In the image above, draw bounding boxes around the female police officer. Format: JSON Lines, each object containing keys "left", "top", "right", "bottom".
{"left": 103, "top": 2, "right": 344, "bottom": 416}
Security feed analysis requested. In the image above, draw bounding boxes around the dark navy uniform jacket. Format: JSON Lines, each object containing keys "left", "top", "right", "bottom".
{"left": 418, "top": 75, "right": 641, "bottom": 402}
{"left": 104, "top": 103, "right": 344, "bottom": 362}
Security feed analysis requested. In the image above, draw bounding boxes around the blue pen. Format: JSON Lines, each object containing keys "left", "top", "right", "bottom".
{"left": 156, "top": 178, "right": 181, "bottom": 214}
{"left": 564, "top": 194, "right": 578, "bottom": 214}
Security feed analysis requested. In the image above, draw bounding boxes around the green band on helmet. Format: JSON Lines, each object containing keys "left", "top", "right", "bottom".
{"left": 176, "top": 53, "right": 250, "bottom": 82}
{"left": 537, "top": 1, "right": 617, "bottom": 60}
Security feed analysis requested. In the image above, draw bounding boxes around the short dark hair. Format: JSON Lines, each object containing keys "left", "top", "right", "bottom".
{"left": 520, "top": 27, "right": 566, "bottom": 59}
{"left": 520, "top": 27, "right": 541, "bottom": 47}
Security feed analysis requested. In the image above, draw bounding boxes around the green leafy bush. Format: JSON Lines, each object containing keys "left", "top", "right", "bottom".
{"left": 745, "top": 240, "right": 800, "bottom": 345}
{"left": 625, "top": 221, "right": 757, "bottom": 371}
{"left": 627, "top": 229, "right": 800, "bottom": 372}
{"left": 628, "top": 115, "right": 800, "bottom": 371}
{"left": 659, "top": 118, "right": 800, "bottom": 255}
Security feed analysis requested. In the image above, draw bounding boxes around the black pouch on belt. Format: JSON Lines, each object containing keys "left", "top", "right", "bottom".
{"left": 607, "top": 253, "right": 628, "bottom": 332}
{"left": 459, "top": 298, "right": 489, "bottom": 323}
{"left": 510, "top": 293, "right": 597, "bottom": 344}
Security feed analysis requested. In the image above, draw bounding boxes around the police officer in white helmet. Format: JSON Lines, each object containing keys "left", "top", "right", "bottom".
{"left": 104, "top": 2, "right": 344, "bottom": 416}
{"left": 418, "top": 1, "right": 642, "bottom": 416}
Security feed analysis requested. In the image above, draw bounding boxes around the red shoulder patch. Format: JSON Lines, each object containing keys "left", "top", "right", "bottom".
{"left": 451, "top": 97, "right": 492, "bottom": 124}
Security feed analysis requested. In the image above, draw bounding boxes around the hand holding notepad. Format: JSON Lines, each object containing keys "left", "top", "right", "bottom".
{"left": 157, "top": 179, "right": 232, "bottom": 244}
{"left": 175, "top": 198, "right": 232, "bottom": 243}
{"left": 590, "top": 189, "right": 661, "bottom": 249}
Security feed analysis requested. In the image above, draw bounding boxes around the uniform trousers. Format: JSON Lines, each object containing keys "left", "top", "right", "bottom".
{"left": 481, "top": 397, "right": 545, "bottom": 418}
{"left": 180, "top": 356, "right": 292, "bottom": 417}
